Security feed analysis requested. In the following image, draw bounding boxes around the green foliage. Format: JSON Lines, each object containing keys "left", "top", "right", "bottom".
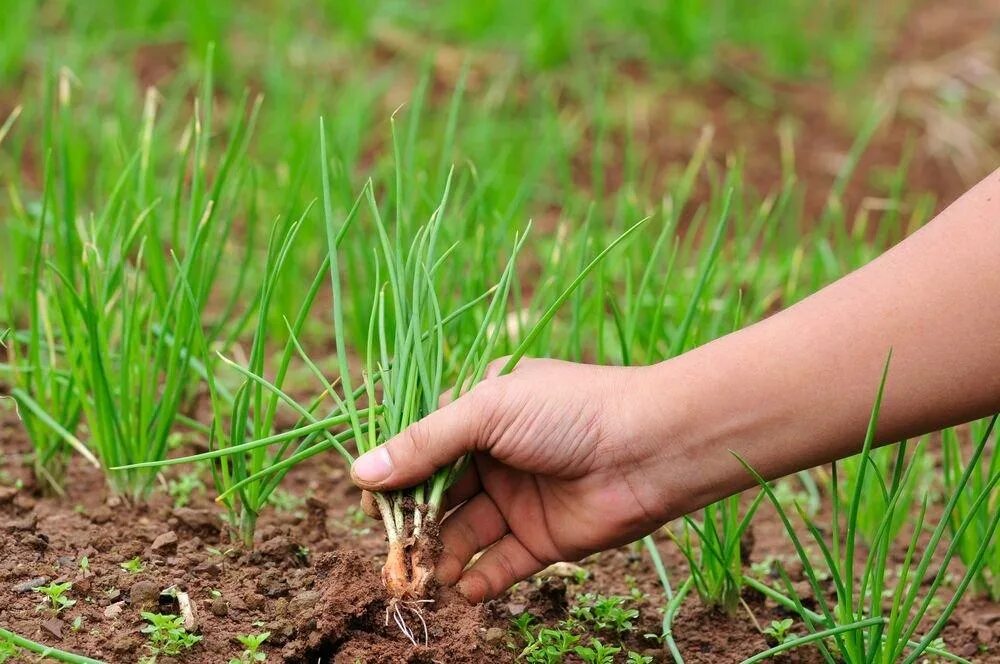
{"left": 120, "top": 556, "right": 145, "bottom": 574}
{"left": 669, "top": 492, "right": 763, "bottom": 613}
{"left": 570, "top": 594, "right": 639, "bottom": 635}
{"left": 740, "top": 364, "right": 1000, "bottom": 664}
{"left": 942, "top": 418, "right": 1000, "bottom": 601}
{"left": 140, "top": 612, "right": 203, "bottom": 658}
{"left": 167, "top": 472, "right": 205, "bottom": 509}
{"left": 33, "top": 581, "right": 75, "bottom": 614}
{"left": 0, "top": 636, "right": 17, "bottom": 664}
{"left": 229, "top": 632, "right": 270, "bottom": 664}
{"left": 573, "top": 638, "right": 621, "bottom": 664}
{"left": 763, "top": 618, "right": 795, "bottom": 645}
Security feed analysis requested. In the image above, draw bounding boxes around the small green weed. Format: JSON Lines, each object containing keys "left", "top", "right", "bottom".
{"left": 229, "top": 631, "right": 270, "bottom": 663}
{"left": 570, "top": 594, "right": 639, "bottom": 635}
{"left": 34, "top": 581, "right": 75, "bottom": 614}
{"left": 167, "top": 472, "right": 205, "bottom": 509}
{"left": 120, "top": 557, "right": 145, "bottom": 574}
{"left": 140, "top": 612, "right": 202, "bottom": 659}
{"left": 573, "top": 638, "right": 620, "bottom": 663}
{"left": 0, "top": 635, "right": 18, "bottom": 663}
{"left": 763, "top": 618, "right": 794, "bottom": 645}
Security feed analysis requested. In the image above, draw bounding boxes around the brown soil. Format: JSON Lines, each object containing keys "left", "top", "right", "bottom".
{"left": 2, "top": 412, "right": 998, "bottom": 663}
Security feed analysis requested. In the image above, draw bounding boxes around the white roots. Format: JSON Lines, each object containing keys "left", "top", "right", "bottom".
{"left": 385, "top": 598, "right": 434, "bottom": 646}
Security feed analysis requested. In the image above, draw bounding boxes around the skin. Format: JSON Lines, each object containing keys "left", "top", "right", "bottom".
{"left": 352, "top": 167, "right": 1000, "bottom": 603}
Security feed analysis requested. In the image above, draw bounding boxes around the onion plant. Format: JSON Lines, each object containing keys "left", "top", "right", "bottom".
{"left": 740, "top": 359, "right": 1000, "bottom": 664}
{"left": 314, "top": 127, "right": 644, "bottom": 635}
{"left": 14, "top": 61, "right": 258, "bottom": 501}
{"left": 941, "top": 417, "right": 1000, "bottom": 601}
{"left": 0, "top": 160, "right": 97, "bottom": 494}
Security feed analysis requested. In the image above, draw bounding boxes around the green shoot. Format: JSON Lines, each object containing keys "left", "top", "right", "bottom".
{"left": 229, "top": 632, "right": 270, "bottom": 664}
{"left": 941, "top": 417, "right": 999, "bottom": 601}
{"left": 120, "top": 556, "right": 145, "bottom": 574}
{"left": 763, "top": 618, "right": 795, "bottom": 645}
{"left": 140, "top": 612, "right": 202, "bottom": 659}
{"left": 33, "top": 581, "right": 75, "bottom": 614}
{"left": 738, "top": 357, "right": 1000, "bottom": 663}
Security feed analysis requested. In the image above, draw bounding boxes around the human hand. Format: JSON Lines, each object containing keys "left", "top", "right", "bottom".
{"left": 350, "top": 357, "right": 674, "bottom": 602}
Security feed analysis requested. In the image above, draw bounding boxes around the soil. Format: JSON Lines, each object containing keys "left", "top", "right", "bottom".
{"left": 1, "top": 411, "right": 998, "bottom": 664}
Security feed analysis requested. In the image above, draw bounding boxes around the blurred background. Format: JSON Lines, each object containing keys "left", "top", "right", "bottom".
{"left": 2, "top": 0, "right": 997, "bottom": 223}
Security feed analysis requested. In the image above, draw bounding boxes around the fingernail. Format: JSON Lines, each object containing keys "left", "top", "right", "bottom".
{"left": 352, "top": 447, "right": 393, "bottom": 484}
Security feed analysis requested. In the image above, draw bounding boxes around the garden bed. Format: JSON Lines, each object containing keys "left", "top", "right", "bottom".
{"left": 2, "top": 414, "right": 997, "bottom": 663}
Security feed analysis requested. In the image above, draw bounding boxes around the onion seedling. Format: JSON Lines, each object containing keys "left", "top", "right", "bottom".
{"left": 27, "top": 63, "right": 257, "bottom": 501}
{"left": 1, "top": 159, "right": 96, "bottom": 494}
{"left": 941, "top": 417, "right": 1000, "bottom": 601}
{"left": 316, "top": 120, "right": 645, "bottom": 636}
{"left": 739, "top": 358, "right": 1000, "bottom": 664}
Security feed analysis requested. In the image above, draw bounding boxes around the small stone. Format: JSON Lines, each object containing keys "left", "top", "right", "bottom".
{"left": 150, "top": 531, "right": 178, "bottom": 554}
{"left": 244, "top": 593, "right": 265, "bottom": 610}
{"left": 257, "top": 569, "right": 289, "bottom": 597}
{"left": 506, "top": 602, "right": 527, "bottom": 616}
{"left": 14, "top": 577, "right": 49, "bottom": 593}
{"left": 0, "top": 486, "right": 18, "bottom": 504}
{"left": 288, "top": 590, "right": 319, "bottom": 614}
{"left": 537, "top": 562, "right": 587, "bottom": 579}
{"left": 104, "top": 602, "right": 125, "bottom": 620}
{"left": 89, "top": 507, "right": 112, "bottom": 525}
{"left": 192, "top": 561, "right": 221, "bottom": 577}
{"left": 484, "top": 627, "right": 505, "bottom": 644}
{"left": 172, "top": 508, "right": 219, "bottom": 534}
{"left": 208, "top": 597, "right": 228, "bottom": 617}
{"left": 40, "top": 618, "right": 64, "bottom": 640}
{"left": 3, "top": 514, "right": 37, "bottom": 531}
{"left": 129, "top": 580, "right": 161, "bottom": 608}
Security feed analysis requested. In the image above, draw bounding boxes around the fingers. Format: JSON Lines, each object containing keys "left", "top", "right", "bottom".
{"left": 436, "top": 492, "right": 508, "bottom": 585}
{"left": 351, "top": 384, "right": 498, "bottom": 491}
{"left": 456, "top": 534, "right": 546, "bottom": 603}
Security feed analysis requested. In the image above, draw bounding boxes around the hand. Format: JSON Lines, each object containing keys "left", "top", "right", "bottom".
{"left": 350, "top": 357, "right": 673, "bottom": 602}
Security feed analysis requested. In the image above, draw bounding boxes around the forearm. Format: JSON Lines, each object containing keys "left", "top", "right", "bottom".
{"left": 644, "top": 167, "right": 1000, "bottom": 519}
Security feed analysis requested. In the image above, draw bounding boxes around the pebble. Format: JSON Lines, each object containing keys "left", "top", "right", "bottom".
{"left": 0, "top": 486, "right": 18, "bottom": 504}
{"left": 40, "top": 618, "right": 64, "bottom": 640}
{"left": 89, "top": 506, "right": 112, "bottom": 524}
{"left": 172, "top": 508, "right": 219, "bottom": 533}
{"left": 150, "top": 531, "right": 178, "bottom": 554}
{"left": 3, "top": 514, "right": 37, "bottom": 531}
{"left": 484, "top": 627, "right": 505, "bottom": 644}
{"left": 129, "top": 580, "right": 161, "bottom": 608}
{"left": 103, "top": 602, "right": 125, "bottom": 620}
{"left": 506, "top": 602, "right": 527, "bottom": 616}
{"left": 14, "top": 577, "right": 49, "bottom": 592}
{"left": 209, "top": 597, "right": 228, "bottom": 617}
{"left": 288, "top": 590, "right": 320, "bottom": 614}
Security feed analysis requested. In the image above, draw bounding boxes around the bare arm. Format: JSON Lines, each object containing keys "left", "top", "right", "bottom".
{"left": 645, "top": 166, "right": 1000, "bottom": 519}
{"left": 352, "top": 167, "right": 1000, "bottom": 601}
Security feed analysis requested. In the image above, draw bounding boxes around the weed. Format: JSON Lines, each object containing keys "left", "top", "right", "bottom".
{"left": 140, "top": 612, "right": 202, "bottom": 659}
{"left": 763, "top": 618, "right": 795, "bottom": 645}
{"left": 34, "top": 581, "right": 75, "bottom": 614}
{"left": 570, "top": 594, "right": 640, "bottom": 635}
{"left": 167, "top": 472, "right": 205, "bottom": 509}
{"left": 573, "top": 638, "right": 621, "bottom": 664}
{"left": 229, "top": 632, "right": 270, "bottom": 664}
{"left": 120, "top": 556, "right": 145, "bottom": 574}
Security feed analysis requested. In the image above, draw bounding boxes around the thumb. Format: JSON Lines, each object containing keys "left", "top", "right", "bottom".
{"left": 350, "top": 391, "right": 486, "bottom": 491}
